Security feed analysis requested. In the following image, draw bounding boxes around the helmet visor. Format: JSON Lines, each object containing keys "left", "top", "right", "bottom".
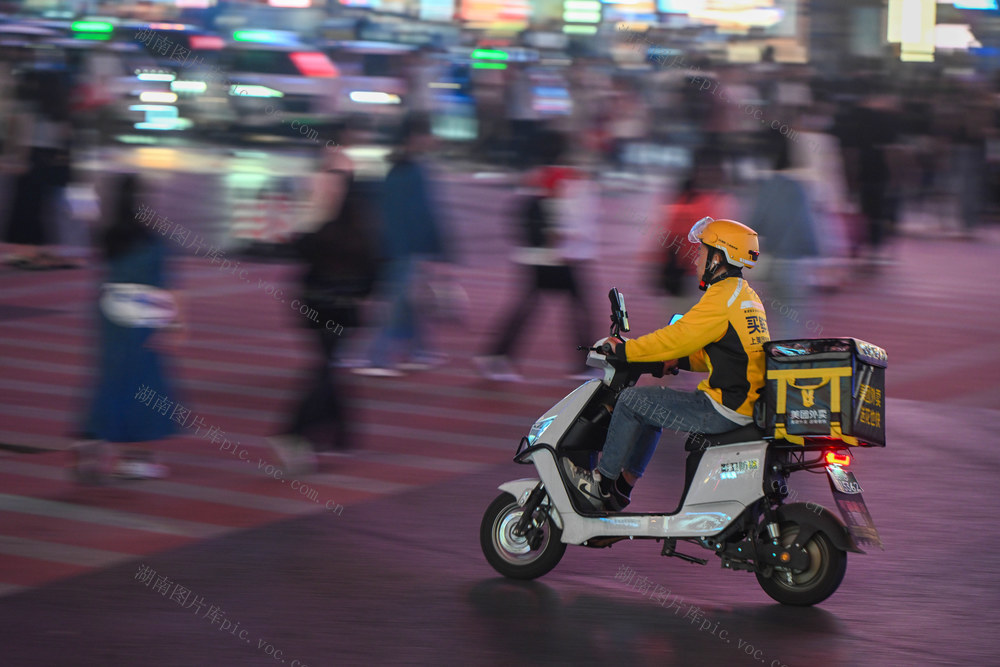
{"left": 687, "top": 216, "right": 714, "bottom": 245}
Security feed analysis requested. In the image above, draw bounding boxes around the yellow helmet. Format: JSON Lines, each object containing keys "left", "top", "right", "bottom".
{"left": 688, "top": 217, "right": 759, "bottom": 269}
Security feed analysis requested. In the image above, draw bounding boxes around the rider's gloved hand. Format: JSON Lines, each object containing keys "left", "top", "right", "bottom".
{"left": 601, "top": 337, "right": 625, "bottom": 358}
{"left": 601, "top": 337, "right": 628, "bottom": 365}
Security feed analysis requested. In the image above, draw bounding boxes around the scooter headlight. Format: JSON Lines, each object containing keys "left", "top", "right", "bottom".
{"left": 526, "top": 416, "right": 556, "bottom": 446}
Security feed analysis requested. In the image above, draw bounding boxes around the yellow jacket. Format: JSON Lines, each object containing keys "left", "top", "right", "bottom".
{"left": 624, "top": 276, "right": 769, "bottom": 421}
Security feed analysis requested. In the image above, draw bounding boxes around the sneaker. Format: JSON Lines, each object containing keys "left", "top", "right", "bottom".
{"left": 472, "top": 355, "right": 523, "bottom": 382}
{"left": 607, "top": 487, "right": 632, "bottom": 512}
{"left": 351, "top": 366, "right": 405, "bottom": 378}
{"left": 112, "top": 459, "right": 170, "bottom": 480}
{"left": 267, "top": 435, "right": 318, "bottom": 475}
{"left": 561, "top": 458, "right": 607, "bottom": 511}
{"left": 396, "top": 353, "right": 448, "bottom": 372}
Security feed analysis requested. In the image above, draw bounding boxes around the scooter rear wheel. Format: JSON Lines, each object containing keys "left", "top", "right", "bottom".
{"left": 755, "top": 521, "right": 847, "bottom": 606}
{"left": 480, "top": 492, "right": 566, "bottom": 580}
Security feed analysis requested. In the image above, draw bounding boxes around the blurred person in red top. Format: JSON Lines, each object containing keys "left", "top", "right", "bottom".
{"left": 475, "top": 127, "right": 598, "bottom": 381}
{"left": 644, "top": 150, "right": 736, "bottom": 308}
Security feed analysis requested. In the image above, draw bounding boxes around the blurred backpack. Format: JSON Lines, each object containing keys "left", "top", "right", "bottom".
{"left": 296, "top": 172, "right": 380, "bottom": 326}
{"left": 520, "top": 193, "right": 551, "bottom": 249}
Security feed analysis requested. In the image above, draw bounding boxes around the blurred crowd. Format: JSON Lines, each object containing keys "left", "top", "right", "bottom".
{"left": 3, "top": 28, "right": 1000, "bottom": 478}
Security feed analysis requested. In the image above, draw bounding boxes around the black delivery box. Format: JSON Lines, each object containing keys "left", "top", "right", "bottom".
{"left": 757, "top": 338, "right": 887, "bottom": 447}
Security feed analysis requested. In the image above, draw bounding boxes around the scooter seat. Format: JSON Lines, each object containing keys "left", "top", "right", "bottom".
{"left": 683, "top": 424, "right": 765, "bottom": 452}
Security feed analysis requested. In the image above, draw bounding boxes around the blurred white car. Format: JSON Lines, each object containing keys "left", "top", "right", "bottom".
{"left": 220, "top": 30, "right": 339, "bottom": 133}
{"left": 319, "top": 40, "right": 411, "bottom": 125}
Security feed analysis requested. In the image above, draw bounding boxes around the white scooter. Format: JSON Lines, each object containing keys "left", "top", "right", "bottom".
{"left": 480, "top": 289, "right": 883, "bottom": 606}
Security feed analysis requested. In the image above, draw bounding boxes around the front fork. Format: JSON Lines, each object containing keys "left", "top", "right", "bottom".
{"left": 511, "top": 482, "right": 549, "bottom": 551}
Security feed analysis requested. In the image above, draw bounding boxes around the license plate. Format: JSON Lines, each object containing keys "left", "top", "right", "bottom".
{"left": 826, "top": 466, "right": 883, "bottom": 550}
{"left": 826, "top": 465, "right": 863, "bottom": 494}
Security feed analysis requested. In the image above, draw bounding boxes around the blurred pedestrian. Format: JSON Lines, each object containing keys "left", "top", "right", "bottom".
{"left": 746, "top": 130, "right": 820, "bottom": 340}
{"left": 790, "top": 103, "right": 854, "bottom": 289}
{"left": 644, "top": 150, "right": 735, "bottom": 313}
{"left": 952, "top": 84, "right": 992, "bottom": 236}
{"left": 355, "top": 112, "right": 453, "bottom": 377}
{"left": 506, "top": 62, "right": 539, "bottom": 168}
{"left": 2, "top": 68, "right": 76, "bottom": 270}
{"left": 474, "top": 127, "right": 596, "bottom": 381}
{"left": 74, "top": 173, "right": 183, "bottom": 482}
{"left": 836, "top": 89, "right": 902, "bottom": 264}
{"left": 270, "top": 123, "right": 378, "bottom": 472}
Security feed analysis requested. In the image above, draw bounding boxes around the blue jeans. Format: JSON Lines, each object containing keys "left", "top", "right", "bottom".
{"left": 596, "top": 387, "right": 742, "bottom": 481}
{"left": 369, "top": 256, "right": 437, "bottom": 367}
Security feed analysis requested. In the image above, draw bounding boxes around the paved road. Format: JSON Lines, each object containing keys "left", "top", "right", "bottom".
{"left": 1, "top": 156, "right": 999, "bottom": 665}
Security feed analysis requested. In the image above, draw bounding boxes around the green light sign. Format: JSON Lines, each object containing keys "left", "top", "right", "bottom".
{"left": 471, "top": 49, "right": 509, "bottom": 61}
{"left": 71, "top": 20, "right": 113, "bottom": 33}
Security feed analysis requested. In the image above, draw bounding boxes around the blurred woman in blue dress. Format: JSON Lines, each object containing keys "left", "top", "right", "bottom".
{"left": 74, "top": 173, "right": 182, "bottom": 482}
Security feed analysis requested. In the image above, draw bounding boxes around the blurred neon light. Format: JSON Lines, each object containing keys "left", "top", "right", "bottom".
{"left": 71, "top": 20, "right": 113, "bottom": 33}
{"left": 472, "top": 62, "right": 507, "bottom": 69}
{"left": 137, "top": 72, "right": 176, "bottom": 82}
{"left": 349, "top": 91, "right": 402, "bottom": 104}
{"left": 229, "top": 85, "right": 284, "bottom": 98}
{"left": 140, "top": 92, "right": 179, "bottom": 103}
{"left": 129, "top": 105, "right": 176, "bottom": 112}
{"left": 233, "top": 30, "right": 285, "bottom": 43}
{"left": 189, "top": 35, "right": 224, "bottom": 50}
{"left": 952, "top": 0, "right": 996, "bottom": 8}
{"left": 289, "top": 52, "right": 339, "bottom": 78}
{"left": 563, "top": 10, "right": 602, "bottom": 21}
{"left": 563, "top": 24, "right": 598, "bottom": 34}
{"left": 171, "top": 80, "right": 208, "bottom": 93}
{"left": 472, "top": 48, "right": 509, "bottom": 60}
{"left": 148, "top": 23, "right": 186, "bottom": 30}
{"left": 269, "top": 0, "right": 312, "bottom": 6}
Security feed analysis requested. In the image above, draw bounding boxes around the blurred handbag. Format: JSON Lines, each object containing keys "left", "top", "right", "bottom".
{"left": 411, "top": 262, "right": 469, "bottom": 324}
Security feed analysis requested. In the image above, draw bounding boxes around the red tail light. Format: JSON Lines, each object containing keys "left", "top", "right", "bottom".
{"left": 825, "top": 451, "right": 851, "bottom": 467}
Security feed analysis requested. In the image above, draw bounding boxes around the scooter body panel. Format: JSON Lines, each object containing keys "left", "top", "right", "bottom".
{"left": 530, "top": 380, "right": 602, "bottom": 445}
{"left": 684, "top": 442, "right": 769, "bottom": 507}
{"left": 522, "top": 446, "right": 764, "bottom": 544}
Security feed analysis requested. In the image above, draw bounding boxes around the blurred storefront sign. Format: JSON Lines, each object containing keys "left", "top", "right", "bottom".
{"left": 888, "top": 0, "right": 937, "bottom": 61}
{"left": 602, "top": 0, "right": 657, "bottom": 24}
{"left": 459, "top": 0, "right": 532, "bottom": 29}
{"left": 420, "top": 0, "right": 456, "bottom": 21}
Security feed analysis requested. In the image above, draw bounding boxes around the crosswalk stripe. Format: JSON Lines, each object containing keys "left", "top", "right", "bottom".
{"left": 0, "top": 583, "right": 28, "bottom": 596}
{"left": 0, "top": 535, "right": 133, "bottom": 569}
{"left": 0, "top": 461, "right": 336, "bottom": 514}
{"left": 0, "top": 493, "right": 226, "bottom": 539}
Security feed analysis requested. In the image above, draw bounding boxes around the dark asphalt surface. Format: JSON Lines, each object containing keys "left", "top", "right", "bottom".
{"left": 1, "top": 398, "right": 997, "bottom": 667}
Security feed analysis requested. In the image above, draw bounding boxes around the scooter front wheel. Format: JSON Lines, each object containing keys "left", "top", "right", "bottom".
{"left": 480, "top": 492, "right": 566, "bottom": 580}
{"left": 755, "top": 521, "right": 847, "bottom": 606}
